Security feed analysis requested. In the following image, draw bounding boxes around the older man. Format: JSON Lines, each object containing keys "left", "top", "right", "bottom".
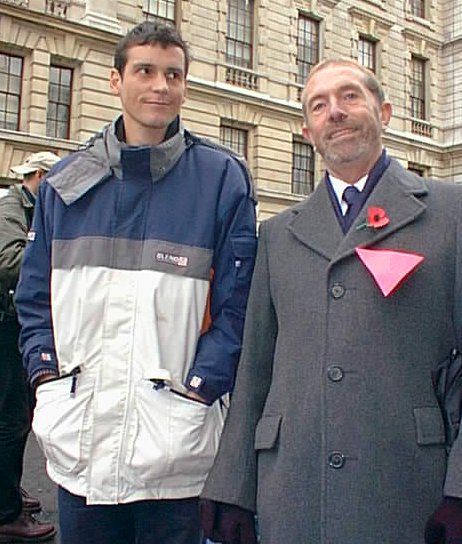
{"left": 201, "top": 59, "right": 462, "bottom": 544}
{"left": 0, "top": 151, "right": 59, "bottom": 542}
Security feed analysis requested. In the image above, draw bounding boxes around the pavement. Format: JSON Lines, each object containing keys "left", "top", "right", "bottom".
{"left": 22, "top": 434, "right": 59, "bottom": 543}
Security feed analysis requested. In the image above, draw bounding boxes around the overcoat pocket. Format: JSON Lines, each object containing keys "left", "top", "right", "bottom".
{"left": 255, "top": 414, "right": 282, "bottom": 450}
{"left": 413, "top": 406, "right": 446, "bottom": 445}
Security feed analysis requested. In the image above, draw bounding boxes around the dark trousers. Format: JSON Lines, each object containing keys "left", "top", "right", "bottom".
{"left": 58, "top": 487, "right": 203, "bottom": 544}
{"left": 0, "top": 318, "right": 32, "bottom": 525}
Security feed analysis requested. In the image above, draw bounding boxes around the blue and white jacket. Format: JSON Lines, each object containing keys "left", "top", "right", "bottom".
{"left": 15, "top": 116, "right": 257, "bottom": 504}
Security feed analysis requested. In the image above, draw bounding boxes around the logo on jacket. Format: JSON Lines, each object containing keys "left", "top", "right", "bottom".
{"left": 156, "top": 252, "right": 189, "bottom": 267}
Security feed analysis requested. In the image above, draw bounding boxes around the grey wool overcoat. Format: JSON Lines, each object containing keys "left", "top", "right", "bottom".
{"left": 202, "top": 158, "right": 462, "bottom": 543}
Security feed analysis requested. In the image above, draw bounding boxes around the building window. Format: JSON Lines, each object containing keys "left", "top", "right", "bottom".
{"left": 408, "top": 163, "right": 427, "bottom": 177}
{"left": 226, "top": 0, "right": 254, "bottom": 69}
{"left": 0, "top": 53, "right": 23, "bottom": 131}
{"left": 220, "top": 123, "right": 248, "bottom": 159}
{"left": 47, "top": 65, "right": 72, "bottom": 139}
{"left": 296, "top": 15, "right": 320, "bottom": 86}
{"left": 143, "top": 0, "right": 176, "bottom": 23}
{"left": 409, "top": 0, "right": 425, "bottom": 18}
{"left": 358, "top": 36, "right": 376, "bottom": 72}
{"left": 410, "top": 56, "right": 426, "bottom": 120}
{"left": 292, "top": 139, "right": 314, "bottom": 196}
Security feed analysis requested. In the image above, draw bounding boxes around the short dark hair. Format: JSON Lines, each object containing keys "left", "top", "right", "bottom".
{"left": 114, "top": 22, "right": 190, "bottom": 76}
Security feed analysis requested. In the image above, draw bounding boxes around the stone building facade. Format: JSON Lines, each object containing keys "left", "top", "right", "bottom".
{"left": 0, "top": 0, "right": 460, "bottom": 218}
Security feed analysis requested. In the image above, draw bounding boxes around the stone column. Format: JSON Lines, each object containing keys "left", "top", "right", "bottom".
{"left": 81, "top": 0, "right": 123, "bottom": 34}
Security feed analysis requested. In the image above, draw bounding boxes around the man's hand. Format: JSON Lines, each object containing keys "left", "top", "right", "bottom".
{"left": 425, "top": 497, "right": 462, "bottom": 543}
{"left": 33, "top": 373, "right": 56, "bottom": 388}
{"left": 185, "top": 390, "right": 208, "bottom": 404}
{"left": 200, "top": 498, "right": 257, "bottom": 544}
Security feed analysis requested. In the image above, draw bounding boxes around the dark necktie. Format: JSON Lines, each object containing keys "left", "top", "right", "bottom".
{"left": 342, "top": 186, "right": 362, "bottom": 231}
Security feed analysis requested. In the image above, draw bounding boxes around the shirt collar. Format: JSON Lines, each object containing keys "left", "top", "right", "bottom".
{"left": 329, "top": 173, "right": 368, "bottom": 214}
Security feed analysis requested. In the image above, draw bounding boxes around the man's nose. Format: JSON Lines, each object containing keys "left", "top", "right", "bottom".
{"left": 328, "top": 100, "right": 347, "bottom": 122}
{"left": 150, "top": 73, "right": 168, "bottom": 92}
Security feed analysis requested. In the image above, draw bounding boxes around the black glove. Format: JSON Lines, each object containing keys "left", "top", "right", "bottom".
{"left": 200, "top": 498, "right": 257, "bottom": 544}
{"left": 425, "top": 497, "right": 462, "bottom": 544}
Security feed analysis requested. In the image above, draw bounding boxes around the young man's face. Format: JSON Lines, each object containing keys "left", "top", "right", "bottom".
{"left": 302, "top": 64, "right": 391, "bottom": 179}
{"left": 110, "top": 43, "right": 187, "bottom": 145}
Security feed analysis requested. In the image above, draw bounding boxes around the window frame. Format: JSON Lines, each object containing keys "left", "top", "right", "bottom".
{"left": 0, "top": 52, "right": 23, "bottom": 131}
{"left": 220, "top": 121, "right": 249, "bottom": 160}
{"left": 410, "top": 55, "right": 427, "bottom": 121}
{"left": 46, "top": 64, "right": 73, "bottom": 140}
{"left": 142, "top": 0, "right": 177, "bottom": 24}
{"left": 296, "top": 13, "right": 320, "bottom": 86}
{"left": 292, "top": 138, "right": 315, "bottom": 196}
{"left": 409, "top": 0, "right": 426, "bottom": 19}
{"left": 357, "top": 35, "right": 377, "bottom": 73}
{"left": 225, "top": 0, "right": 254, "bottom": 69}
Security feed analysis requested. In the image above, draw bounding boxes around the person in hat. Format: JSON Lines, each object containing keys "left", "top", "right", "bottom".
{"left": 0, "top": 150, "right": 60, "bottom": 542}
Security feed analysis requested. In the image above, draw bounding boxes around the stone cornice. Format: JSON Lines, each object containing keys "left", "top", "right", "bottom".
{"left": 0, "top": 1, "right": 121, "bottom": 45}
{"left": 347, "top": 5, "right": 395, "bottom": 29}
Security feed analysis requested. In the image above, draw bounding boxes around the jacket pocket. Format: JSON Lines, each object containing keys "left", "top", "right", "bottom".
{"left": 231, "top": 236, "right": 257, "bottom": 288}
{"left": 126, "top": 382, "right": 224, "bottom": 486}
{"left": 413, "top": 406, "right": 445, "bottom": 445}
{"left": 255, "top": 414, "right": 282, "bottom": 450}
{"left": 32, "top": 372, "right": 92, "bottom": 473}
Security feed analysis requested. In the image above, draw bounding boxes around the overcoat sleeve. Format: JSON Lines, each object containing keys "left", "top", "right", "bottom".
{"left": 443, "top": 191, "right": 462, "bottom": 498}
{"left": 201, "top": 220, "right": 278, "bottom": 511}
{"left": 0, "top": 188, "right": 27, "bottom": 290}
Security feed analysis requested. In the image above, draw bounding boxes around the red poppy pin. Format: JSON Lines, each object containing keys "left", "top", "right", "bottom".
{"left": 357, "top": 206, "right": 390, "bottom": 230}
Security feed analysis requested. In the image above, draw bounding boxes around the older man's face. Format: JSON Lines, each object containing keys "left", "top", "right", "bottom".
{"left": 302, "top": 64, "right": 391, "bottom": 179}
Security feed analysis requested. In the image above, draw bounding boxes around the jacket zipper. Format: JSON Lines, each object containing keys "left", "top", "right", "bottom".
{"left": 49, "top": 366, "right": 81, "bottom": 397}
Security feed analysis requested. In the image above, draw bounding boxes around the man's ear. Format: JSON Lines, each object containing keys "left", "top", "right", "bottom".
{"left": 380, "top": 101, "right": 392, "bottom": 130}
{"left": 182, "top": 81, "right": 188, "bottom": 104}
{"left": 302, "top": 125, "right": 312, "bottom": 144}
{"left": 109, "top": 68, "right": 122, "bottom": 96}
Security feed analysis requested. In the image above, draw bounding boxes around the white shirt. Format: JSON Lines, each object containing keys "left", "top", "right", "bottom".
{"left": 329, "top": 174, "right": 368, "bottom": 215}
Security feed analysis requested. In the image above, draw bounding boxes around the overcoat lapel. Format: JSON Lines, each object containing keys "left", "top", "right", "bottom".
{"left": 287, "top": 159, "right": 429, "bottom": 265}
{"left": 287, "top": 175, "right": 343, "bottom": 261}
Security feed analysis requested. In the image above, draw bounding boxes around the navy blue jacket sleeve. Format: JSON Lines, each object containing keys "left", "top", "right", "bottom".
{"left": 15, "top": 182, "right": 59, "bottom": 384}
{"left": 185, "top": 156, "right": 257, "bottom": 403}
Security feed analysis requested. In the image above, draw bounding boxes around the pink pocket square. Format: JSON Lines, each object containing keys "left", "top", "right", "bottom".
{"left": 355, "top": 247, "right": 425, "bottom": 297}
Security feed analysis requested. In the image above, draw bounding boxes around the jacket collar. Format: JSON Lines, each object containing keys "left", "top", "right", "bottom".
{"left": 47, "top": 115, "right": 187, "bottom": 205}
{"left": 287, "top": 158, "right": 428, "bottom": 265}
{"left": 8, "top": 184, "right": 34, "bottom": 209}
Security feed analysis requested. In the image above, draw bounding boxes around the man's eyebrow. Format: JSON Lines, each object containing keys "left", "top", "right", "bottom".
{"left": 307, "top": 82, "right": 364, "bottom": 105}
{"left": 132, "top": 61, "right": 184, "bottom": 74}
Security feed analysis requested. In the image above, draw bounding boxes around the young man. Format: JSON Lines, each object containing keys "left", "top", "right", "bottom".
{"left": 0, "top": 151, "right": 60, "bottom": 543}
{"left": 15, "top": 22, "right": 256, "bottom": 544}
{"left": 201, "top": 59, "right": 462, "bottom": 544}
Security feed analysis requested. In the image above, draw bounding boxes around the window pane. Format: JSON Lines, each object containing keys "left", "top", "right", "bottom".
{"left": 143, "top": 0, "right": 176, "bottom": 23}
{"left": 358, "top": 37, "right": 376, "bottom": 72}
{"left": 292, "top": 140, "right": 314, "bottom": 195}
{"left": 220, "top": 123, "right": 248, "bottom": 159}
{"left": 410, "top": 56, "right": 426, "bottom": 120}
{"left": 410, "top": 0, "right": 425, "bottom": 18}
{"left": 0, "top": 53, "right": 22, "bottom": 130}
{"left": 47, "top": 65, "right": 72, "bottom": 138}
{"left": 226, "top": 0, "right": 254, "bottom": 68}
{"left": 297, "top": 15, "right": 319, "bottom": 85}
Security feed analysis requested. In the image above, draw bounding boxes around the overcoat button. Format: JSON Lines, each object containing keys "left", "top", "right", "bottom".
{"left": 331, "top": 284, "right": 345, "bottom": 298}
{"left": 327, "top": 366, "right": 344, "bottom": 382}
{"left": 328, "top": 451, "right": 345, "bottom": 469}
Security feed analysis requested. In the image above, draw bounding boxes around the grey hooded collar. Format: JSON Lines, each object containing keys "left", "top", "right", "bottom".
{"left": 47, "top": 115, "right": 187, "bottom": 205}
